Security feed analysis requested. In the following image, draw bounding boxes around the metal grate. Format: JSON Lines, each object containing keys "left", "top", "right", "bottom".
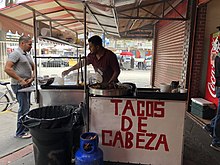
{"left": 154, "top": 21, "right": 186, "bottom": 87}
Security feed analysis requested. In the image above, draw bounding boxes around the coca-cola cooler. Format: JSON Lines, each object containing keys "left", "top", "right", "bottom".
{"left": 205, "top": 31, "right": 220, "bottom": 107}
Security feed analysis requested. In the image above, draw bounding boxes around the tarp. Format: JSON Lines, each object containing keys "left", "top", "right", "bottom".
{"left": 0, "top": 14, "right": 33, "bottom": 36}
{"left": 0, "top": 0, "right": 119, "bottom": 38}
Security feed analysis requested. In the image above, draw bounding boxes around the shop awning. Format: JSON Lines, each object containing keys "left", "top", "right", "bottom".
{"left": 0, "top": 0, "right": 189, "bottom": 39}
{"left": 0, "top": 0, "right": 119, "bottom": 38}
{"left": 0, "top": 14, "right": 33, "bottom": 36}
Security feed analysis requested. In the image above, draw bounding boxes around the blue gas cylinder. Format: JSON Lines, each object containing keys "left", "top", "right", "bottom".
{"left": 75, "top": 132, "right": 103, "bottom": 165}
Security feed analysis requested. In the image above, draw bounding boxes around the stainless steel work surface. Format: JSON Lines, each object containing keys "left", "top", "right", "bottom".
{"left": 39, "top": 89, "right": 84, "bottom": 107}
{"left": 18, "top": 86, "right": 36, "bottom": 92}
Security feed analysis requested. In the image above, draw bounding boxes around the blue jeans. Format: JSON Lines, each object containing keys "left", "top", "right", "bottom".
{"left": 211, "top": 87, "right": 220, "bottom": 144}
{"left": 11, "top": 85, "right": 31, "bottom": 136}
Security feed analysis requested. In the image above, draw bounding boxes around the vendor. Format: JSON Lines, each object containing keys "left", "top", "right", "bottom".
{"left": 62, "top": 35, "right": 120, "bottom": 84}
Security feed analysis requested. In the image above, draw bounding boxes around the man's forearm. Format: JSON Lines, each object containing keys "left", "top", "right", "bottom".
{"left": 68, "top": 62, "right": 81, "bottom": 72}
{"left": 109, "top": 72, "right": 120, "bottom": 83}
{"left": 5, "top": 68, "right": 23, "bottom": 82}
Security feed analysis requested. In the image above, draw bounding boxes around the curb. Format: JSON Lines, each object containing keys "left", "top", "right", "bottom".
{"left": 0, "top": 144, "right": 33, "bottom": 165}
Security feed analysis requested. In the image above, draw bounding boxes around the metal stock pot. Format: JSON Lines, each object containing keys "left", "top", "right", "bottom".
{"left": 88, "top": 83, "right": 134, "bottom": 96}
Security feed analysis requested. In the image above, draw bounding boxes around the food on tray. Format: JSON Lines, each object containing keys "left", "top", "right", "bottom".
{"left": 89, "top": 83, "right": 128, "bottom": 90}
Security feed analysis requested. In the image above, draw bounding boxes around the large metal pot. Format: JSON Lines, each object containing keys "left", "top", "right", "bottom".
{"left": 88, "top": 83, "right": 133, "bottom": 96}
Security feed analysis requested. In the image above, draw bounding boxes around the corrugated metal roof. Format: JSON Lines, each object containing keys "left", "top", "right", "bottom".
{"left": 0, "top": 0, "right": 189, "bottom": 39}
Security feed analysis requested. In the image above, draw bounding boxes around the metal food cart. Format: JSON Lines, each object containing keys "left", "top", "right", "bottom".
{"left": 88, "top": 89, "right": 187, "bottom": 165}
{"left": 0, "top": 1, "right": 189, "bottom": 164}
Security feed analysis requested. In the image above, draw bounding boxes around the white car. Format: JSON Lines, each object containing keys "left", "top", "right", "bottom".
{"left": 120, "top": 55, "right": 135, "bottom": 70}
{"left": 144, "top": 56, "right": 152, "bottom": 69}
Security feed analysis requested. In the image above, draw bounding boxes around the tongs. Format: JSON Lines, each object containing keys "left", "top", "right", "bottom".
{"left": 80, "top": 56, "right": 84, "bottom": 84}
{"left": 77, "top": 55, "right": 84, "bottom": 85}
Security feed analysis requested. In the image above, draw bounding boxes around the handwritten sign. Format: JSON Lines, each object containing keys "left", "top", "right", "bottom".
{"left": 89, "top": 97, "right": 186, "bottom": 165}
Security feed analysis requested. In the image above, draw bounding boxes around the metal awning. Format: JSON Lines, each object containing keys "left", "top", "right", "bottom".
{"left": 0, "top": 0, "right": 189, "bottom": 39}
{"left": 115, "top": 0, "right": 189, "bottom": 39}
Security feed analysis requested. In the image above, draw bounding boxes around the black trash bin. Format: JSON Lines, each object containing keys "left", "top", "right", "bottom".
{"left": 21, "top": 104, "right": 84, "bottom": 165}
{"left": 71, "top": 103, "right": 85, "bottom": 158}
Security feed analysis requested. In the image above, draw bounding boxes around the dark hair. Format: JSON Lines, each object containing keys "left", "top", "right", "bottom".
{"left": 88, "top": 35, "right": 102, "bottom": 46}
{"left": 19, "top": 36, "right": 32, "bottom": 44}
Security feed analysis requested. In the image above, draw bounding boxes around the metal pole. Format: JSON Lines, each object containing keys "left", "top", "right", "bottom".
{"left": 77, "top": 47, "right": 79, "bottom": 85}
{"left": 83, "top": 1, "right": 89, "bottom": 132}
{"left": 49, "top": 21, "right": 52, "bottom": 37}
{"left": 33, "top": 10, "right": 39, "bottom": 103}
{"left": 84, "top": 4, "right": 87, "bottom": 92}
{"left": 186, "top": 0, "right": 197, "bottom": 111}
{"left": 103, "top": 33, "right": 105, "bottom": 47}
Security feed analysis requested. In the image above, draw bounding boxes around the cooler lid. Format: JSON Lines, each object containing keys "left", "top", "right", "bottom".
{"left": 191, "top": 98, "right": 214, "bottom": 106}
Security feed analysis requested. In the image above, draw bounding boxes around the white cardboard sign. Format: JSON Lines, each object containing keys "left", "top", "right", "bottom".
{"left": 89, "top": 97, "right": 186, "bottom": 165}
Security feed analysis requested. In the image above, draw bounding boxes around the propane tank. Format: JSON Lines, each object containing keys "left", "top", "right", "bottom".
{"left": 75, "top": 132, "right": 103, "bottom": 165}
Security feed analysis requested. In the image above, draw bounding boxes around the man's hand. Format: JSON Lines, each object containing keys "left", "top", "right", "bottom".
{"left": 18, "top": 77, "right": 33, "bottom": 88}
{"left": 25, "top": 77, "right": 34, "bottom": 86}
{"left": 19, "top": 79, "right": 29, "bottom": 87}
{"left": 211, "top": 52, "right": 218, "bottom": 66}
{"left": 62, "top": 70, "right": 70, "bottom": 77}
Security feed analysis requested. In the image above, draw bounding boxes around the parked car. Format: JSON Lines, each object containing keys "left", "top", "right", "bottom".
{"left": 119, "top": 55, "right": 134, "bottom": 70}
{"left": 41, "top": 59, "right": 69, "bottom": 67}
{"left": 143, "top": 56, "right": 152, "bottom": 69}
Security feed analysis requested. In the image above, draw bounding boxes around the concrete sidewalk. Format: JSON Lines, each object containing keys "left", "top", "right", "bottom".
{"left": 0, "top": 109, "right": 33, "bottom": 165}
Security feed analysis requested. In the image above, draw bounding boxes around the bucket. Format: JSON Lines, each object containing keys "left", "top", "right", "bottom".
{"left": 160, "top": 83, "right": 171, "bottom": 93}
{"left": 180, "top": 88, "right": 188, "bottom": 93}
